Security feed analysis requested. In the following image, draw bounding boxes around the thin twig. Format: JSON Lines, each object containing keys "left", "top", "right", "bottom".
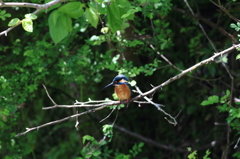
{"left": 16, "top": 104, "right": 108, "bottom": 137}
{"left": 100, "top": 106, "right": 117, "bottom": 123}
{"left": 16, "top": 44, "right": 240, "bottom": 137}
{"left": 172, "top": 7, "right": 237, "bottom": 43}
{"left": 135, "top": 86, "right": 177, "bottom": 125}
{"left": 183, "top": 0, "right": 217, "bottom": 52}
{"left": 130, "top": 44, "right": 240, "bottom": 103}
{"left": 42, "top": 84, "right": 57, "bottom": 105}
{"left": 149, "top": 44, "right": 182, "bottom": 72}
{"left": 210, "top": 0, "right": 240, "bottom": 23}
{"left": 234, "top": 137, "right": 240, "bottom": 149}
{"left": 75, "top": 110, "right": 79, "bottom": 130}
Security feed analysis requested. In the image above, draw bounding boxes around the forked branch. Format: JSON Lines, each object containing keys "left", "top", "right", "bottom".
{"left": 15, "top": 44, "right": 240, "bottom": 137}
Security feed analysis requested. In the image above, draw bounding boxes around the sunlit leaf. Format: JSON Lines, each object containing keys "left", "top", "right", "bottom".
{"left": 22, "top": 18, "right": 33, "bottom": 32}
{"left": 25, "top": 14, "right": 37, "bottom": 20}
{"left": 8, "top": 18, "right": 20, "bottom": 26}
{"left": 85, "top": 8, "right": 99, "bottom": 28}
{"left": 236, "top": 54, "right": 240, "bottom": 60}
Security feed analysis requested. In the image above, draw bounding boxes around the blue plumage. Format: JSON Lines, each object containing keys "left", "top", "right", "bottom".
{"left": 103, "top": 74, "right": 132, "bottom": 102}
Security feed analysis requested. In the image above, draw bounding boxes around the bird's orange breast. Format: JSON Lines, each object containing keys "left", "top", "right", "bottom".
{"left": 114, "top": 84, "right": 131, "bottom": 101}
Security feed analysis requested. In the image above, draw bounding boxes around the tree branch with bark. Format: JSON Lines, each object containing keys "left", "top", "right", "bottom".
{"left": 15, "top": 43, "right": 240, "bottom": 137}
{"left": 0, "top": 0, "right": 66, "bottom": 36}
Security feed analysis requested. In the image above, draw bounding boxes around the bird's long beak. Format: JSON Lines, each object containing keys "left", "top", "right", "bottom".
{"left": 102, "top": 82, "right": 114, "bottom": 90}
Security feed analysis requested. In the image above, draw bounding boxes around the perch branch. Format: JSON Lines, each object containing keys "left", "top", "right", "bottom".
{"left": 16, "top": 44, "right": 240, "bottom": 137}
{"left": 16, "top": 104, "right": 109, "bottom": 137}
{"left": 134, "top": 86, "right": 178, "bottom": 125}
{"left": 130, "top": 44, "right": 240, "bottom": 103}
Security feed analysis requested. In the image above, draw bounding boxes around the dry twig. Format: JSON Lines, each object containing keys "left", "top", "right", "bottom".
{"left": 15, "top": 43, "right": 240, "bottom": 137}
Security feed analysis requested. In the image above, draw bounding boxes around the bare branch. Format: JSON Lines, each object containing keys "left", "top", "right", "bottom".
{"left": 42, "top": 101, "right": 117, "bottom": 109}
{"left": 15, "top": 44, "right": 240, "bottom": 137}
{"left": 100, "top": 106, "right": 117, "bottom": 123}
{"left": 149, "top": 44, "right": 182, "bottom": 72}
{"left": 0, "top": 0, "right": 66, "bottom": 36}
{"left": 113, "top": 124, "right": 186, "bottom": 152}
{"left": 16, "top": 104, "right": 109, "bottom": 137}
{"left": 0, "top": 2, "right": 42, "bottom": 9}
{"left": 134, "top": 86, "right": 177, "bottom": 125}
{"left": 172, "top": 7, "right": 237, "bottom": 44}
{"left": 42, "top": 84, "right": 57, "bottom": 105}
{"left": 210, "top": 0, "right": 240, "bottom": 23}
{"left": 130, "top": 44, "right": 240, "bottom": 103}
{"left": 234, "top": 137, "right": 240, "bottom": 149}
{"left": 183, "top": 0, "right": 217, "bottom": 52}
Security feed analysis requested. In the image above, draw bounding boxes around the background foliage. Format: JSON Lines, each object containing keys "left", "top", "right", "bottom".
{"left": 1, "top": 0, "right": 240, "bottom": 158}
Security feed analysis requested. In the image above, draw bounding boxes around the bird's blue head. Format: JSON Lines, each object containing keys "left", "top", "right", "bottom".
{"left": 102, "top": 74, "right": 129, "bottom": 90}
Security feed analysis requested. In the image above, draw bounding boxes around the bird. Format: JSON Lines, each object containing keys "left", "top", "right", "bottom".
{"left": 102, "top": 74, "right": 131, "bottom": 104}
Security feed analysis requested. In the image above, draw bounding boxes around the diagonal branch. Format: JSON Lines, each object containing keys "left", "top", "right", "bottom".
{"left": 210, "top": 0, "right": 240, "bottom": 23}
{"left": 16, "top": 104, "right": 109, "bottom": 137}
{"left": 0, "top": 0, "right": 66, "bottom": 36}
{"left": 15, "top": 44, "right": 240, "bottom": 137}
{"left": 172, "top": 7, "right": 237, "bottom": 44}
{"left": 130, "top": 44, "right": 240, "bottom": 102}
{"left": 183, "top": 0, "right": 217, "bottom": 52}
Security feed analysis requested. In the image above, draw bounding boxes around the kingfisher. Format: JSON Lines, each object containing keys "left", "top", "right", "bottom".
{"left": 103, "top": 74, "right": 131, "bottom": 103}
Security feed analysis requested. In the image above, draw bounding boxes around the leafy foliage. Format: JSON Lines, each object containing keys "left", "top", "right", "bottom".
{"left": 1, "top": 0, "right": 240, "bottom": 158}
{"left": 187, "top": 147, "right": 211, "bottom": 159}
{"left": 0, "top": 10, "right": 11, "bottom": 21}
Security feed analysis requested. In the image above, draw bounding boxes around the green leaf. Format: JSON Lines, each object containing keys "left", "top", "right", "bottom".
{"left": 121, "top": 7, "right": 141, "bottom": 18}
{"left": 101, "top": 27, "right": 109, "bottom": 34}
{"left": 85, "top": 8, "right": 99, "bottom": 28}
{"left": 60, "top": 14, "right": 72, "bottom": 32}
{"left": 230, "top": 23, "right": 237, "bottom": 28}
{"left": 129, "top": 80, "right": 136, "bottom": 86}
{"left": 89, "top": 1, "right": 107, "bottom": 14}
{"left": 48, "top": 10, "right": 68, "bottom": 44}
{"left": 3, "top": 108, "right": 10, "bottom": 116}
{"left": 217, "top": 103, "right": 229, "bottom": 112}
{"left": 1, "top": 16, "right": 6, "bottom": 21}
{"left": 8, "top": 18, "right": 20, "bottom": 26}
{"left": 203, "top": 150, "right": 211, "bottom": 159}
{"left": 52, "top": 10, "right": 60, "bottom": 25}
{"left": 92, "top": 150, "right": 101, "bottom": 157}
{"left": 188, "top": 150, "right": 197, "bottom": 159}
{"left": 58, "top": 2, "right": 84, "bottom": 19}
{"left": 236, "top": 54, "right": 240, "bottom": 60}
{"left": 138, "top": 142, "right": 144, "bottom": 148}
{"left": 95, "top": 0, "right": 104, "bottom": 2}
{"left": 22, "top": 18, "right": 33, "bottom": 32}
{"left": 24, "top": 49, "right": 34, "bottom": 56}
{"left": 107, "top": 2, "right": 123, "bottom": 33}
{"left": 25, "top": 13, "right": 37, "bottom": 20}
{"left": 82, "top": 135, "right": 94, "bottom": 144}
{"left": 0, "top": 10, "right": 6, "bottom": 14}
{"left": 220, "top": 90, "right": 230, "bottom": 101}
{"left": 4, "top": 13, "right": 11, "bottom": 18}
{"left": 201, "top": 95, "right": 219, "bottom": 106}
